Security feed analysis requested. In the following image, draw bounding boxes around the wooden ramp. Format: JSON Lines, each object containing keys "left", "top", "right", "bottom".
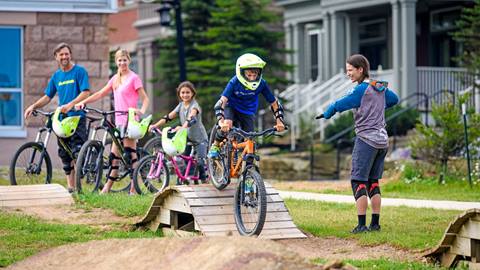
{"left": 0, "top": 184, "right": 73, "bottom": 208}
{"left": 424, "top": 208, "right": 480, "bottom": 269}
{"left": 135, "top": 182, "right": 306, "bottom": 240}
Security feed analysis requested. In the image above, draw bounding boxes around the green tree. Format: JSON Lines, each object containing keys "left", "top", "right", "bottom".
{"left": 410, "top": 95, "right": 480, "bottom": 183}
{"left": 190, "top": 0, "right": 293, "bottom": 128}
{"left": 154, "top": 0, "right": 216, "bottom": 113}
{"left": 452, "top": 0, "right": 480, "bottom": 88}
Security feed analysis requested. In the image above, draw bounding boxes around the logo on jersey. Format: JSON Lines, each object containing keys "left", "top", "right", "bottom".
{"left": 58, "top": 79, "right": 75, "bottom": 86}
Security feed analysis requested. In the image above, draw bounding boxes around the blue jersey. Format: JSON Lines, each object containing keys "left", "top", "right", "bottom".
{"left": 221, "top": 76, "right": 276, "bottom": 115}
{"left": 44, "top": 65, "right": 90, "bottom": 117}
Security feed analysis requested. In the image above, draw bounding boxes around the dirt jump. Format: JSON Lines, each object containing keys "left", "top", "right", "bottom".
{"left": 2, "top": 202, "right": 421, "bottom": 270}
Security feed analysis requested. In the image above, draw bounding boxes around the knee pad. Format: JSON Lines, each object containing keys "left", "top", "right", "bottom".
{"left": 351, "top": 180, "right": 368, "bottom": 201}
{"left": 124, "top": 147, "right": 137, "bottom": 164}
{"left": 215, "top": 129, "right": 226, "bottom": 141}
{"left": 367, "top": 179, "right": 381, "bottom": 198}
{"left": 107, "top": 153, "right": 120, "bottom": 181}
{"left": 62, "top": 162, "right": 73, "bottom": 175}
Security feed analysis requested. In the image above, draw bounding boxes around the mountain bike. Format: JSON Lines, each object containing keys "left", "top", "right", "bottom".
{"left": 75, "top": 107, "right": 147, "bottom": 193}
{"left": 9, "top": 110, "right": 101, "bottom": 185}
{"left": 207, "top": 125, "right": 281, "bottom": 236}
{"left": 132, "top": 128, "right": 207, "bottom": 194}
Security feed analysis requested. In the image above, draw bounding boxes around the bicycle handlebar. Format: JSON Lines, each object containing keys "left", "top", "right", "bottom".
{"left": 83, "top": 106, "right": 128, "bottom": 116}
{"left": 32, "top": 109, "right": 54, "bottom": 117}
{"left": 230, "top": 127, "right": 279, "bottom": 139}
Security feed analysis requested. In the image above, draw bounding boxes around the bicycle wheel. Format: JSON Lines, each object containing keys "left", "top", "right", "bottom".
{"left": 233, "top": 168, "right": 267, "bottom": 236}
{"left": 207, "top": 125, "right": 229, "bottom": 190}
{"left": 143, "top": 136, "right": 162, "bottom": 154}
{"left": 133, "top": 155, "right": 169, "bottom": 194}
{"left": 9, "top": 142, "right": 52, "bottom": 185}
{"left": 75, "top": 140, "right": 103, "bottom": 193}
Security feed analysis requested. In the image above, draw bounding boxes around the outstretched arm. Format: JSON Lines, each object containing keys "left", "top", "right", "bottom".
{"left": 24, "top": 95, "right": 51, "bottom": 119}
{"left": 75, "top": 84, "right": 111, "bottom": 110}
{"left": 321, "top": 84, "right": 367, "bottom": 119}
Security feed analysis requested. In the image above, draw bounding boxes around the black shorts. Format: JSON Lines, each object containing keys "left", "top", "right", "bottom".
{"left": 57, "top": 117, "right": 87, "bottom": 165}
{"left": 351, "top": 137, "right": 388, "bottom": 181}
{"left": 224, "top": 106, "right": 255, "bottom": 132}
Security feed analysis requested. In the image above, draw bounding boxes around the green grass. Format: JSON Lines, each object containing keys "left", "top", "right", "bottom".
{"left": 312, "top": 258, "right": 454, "bottom": 270}
{"left": 74, "top": 193, "right": 154, "bottom": 217}
{"left": 278, "top": 178, "right": 480, "bottom": 202}
{"left": 285, "top": 198, "right": 461, "bottom": 250}
{"left": 381, "top": 178, "right": 480, "bottom": 202}
{"left": 0, "top": 210, "right": 161, "bottom": 267}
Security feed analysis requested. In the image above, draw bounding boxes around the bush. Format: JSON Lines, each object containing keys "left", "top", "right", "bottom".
{"left": 386, "top": 106, "right": 420, "bottom": 136}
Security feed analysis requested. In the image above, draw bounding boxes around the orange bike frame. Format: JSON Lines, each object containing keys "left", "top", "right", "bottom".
{"left": 229, "top": 138, "right": 255, "bottom": 178}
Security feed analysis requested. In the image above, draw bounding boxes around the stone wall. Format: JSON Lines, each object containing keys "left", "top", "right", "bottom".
{"left": 24, "top": 12, "right": 110, "bottom": 127}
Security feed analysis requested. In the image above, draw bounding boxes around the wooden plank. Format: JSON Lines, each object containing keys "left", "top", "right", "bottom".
{"left": 458, "top": 220, "right": 480, "bottom": 240}
{"left": 190, "top": 202, "right": 287, "bottom": 216}
{"left": 440, "top": 252, "right": 457, "bottom": 268}
{"left": 203, "top": 228, "right": 306, "bottom": 240}
{"left": 1, "top": 197, "right": 73, "bottom": 207}
{"left": 195, "top": 211, "right": 293, "bottom": 225}
{"left": 200, "top": 220, "right": 299, "bottom": 232}
{"left": 181, "top": 188, "right": 278, "bottom": 199}
{"left": 187, "top": 194, "right": 284, "bottom": 206}
{"left": 0, "top": 184, "right": 65, "bottom": 192}
{"left": 0, "top": 192, "right": 72, "bottom": 201}
{"left": 450, "top": 236, "right": 471, "bottom": 257}
{"left": 175, "top": 185, "right": 236, "bottom": 192}
{"left": 159, "top": 207, "right": 171, "bottom": 225}
{"left": 162, "top": 194, "right": 192, "bottom": 213}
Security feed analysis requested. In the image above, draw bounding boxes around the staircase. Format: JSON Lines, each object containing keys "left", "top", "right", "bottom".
{"left": 279, "top": 69, "right": 394, "bottom": 150}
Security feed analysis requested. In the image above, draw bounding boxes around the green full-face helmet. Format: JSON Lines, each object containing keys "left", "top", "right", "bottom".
{"left": 236, "top": 53, "right": 266, "bottom": 90}
{"left": 161, "top": 127, "right": 187, "bottom": 156}
{"left": 126, "top": 108, "right": 152, "bottom": 139}
{"left": 52, "top": 107, "right": 80, "bottom": 138}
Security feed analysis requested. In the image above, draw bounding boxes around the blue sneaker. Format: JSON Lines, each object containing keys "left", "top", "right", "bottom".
{"left": 207, "top": 145, "right": 220, "bottom": 159}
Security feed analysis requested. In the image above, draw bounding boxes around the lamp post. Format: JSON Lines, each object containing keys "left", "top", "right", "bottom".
{"left": 157, "top": 0, "right": 187, "bottom": 82}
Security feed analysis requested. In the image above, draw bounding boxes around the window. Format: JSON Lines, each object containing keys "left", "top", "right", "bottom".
{"left": 0, "top": 26, "right": 23, "bottom": 136}
{"left": 431, "top": 7, "right": 461, "bottom": 33}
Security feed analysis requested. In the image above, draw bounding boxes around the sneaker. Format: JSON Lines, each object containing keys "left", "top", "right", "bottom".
{"left": 351, "top": 225, "right": 369, "bottom": 234}
{"left": 207, "top": 145, "right": 220, "bottom": 159}
{"left": 368, "top": 224, "right": 381, "bottom": 232}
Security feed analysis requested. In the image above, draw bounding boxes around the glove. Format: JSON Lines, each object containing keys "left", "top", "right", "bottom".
{"left": 315, "top": 114, "right": 324, "bottom": 119}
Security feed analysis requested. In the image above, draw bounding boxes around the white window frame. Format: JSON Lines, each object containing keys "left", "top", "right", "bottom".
{"left": 0, "top": 26, "right": 26, "bottom": 138}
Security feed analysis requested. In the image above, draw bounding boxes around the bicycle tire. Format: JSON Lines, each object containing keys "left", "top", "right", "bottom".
{"left": 143, "top": 136, "right": 162, "bottom": 154}
{"left": 75, "top": 140, "right": 103, "bottom": 193}
{"left": 132, "top": 155, "right": 169, "bottom": 194}
{"left": 207, "top": 125, "right": 229, "bottom": 190}
{"left": 9, "top": 142, "right": 52, "bottom": 185}
{"left": 233, "top": 168, "right": 267, "bottom": 236}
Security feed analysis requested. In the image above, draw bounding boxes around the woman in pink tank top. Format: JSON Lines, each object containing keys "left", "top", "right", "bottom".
{"left": 75, "top": 49, "right": 150, "bottom": 194}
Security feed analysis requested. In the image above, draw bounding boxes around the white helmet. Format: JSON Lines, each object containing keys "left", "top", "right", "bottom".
{"left": 125, "top": 108, "right": 152, "bottom": 139}
{"left": 236, "top": 53, "right": 266, "bottom": 90}
{"left": 161, "top": 127, "right": 187, "bottom": 156}
{"left": 52, "top": 108, "right": 80, "bottom": 138}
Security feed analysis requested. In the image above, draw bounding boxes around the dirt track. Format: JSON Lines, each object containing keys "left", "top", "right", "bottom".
{"left": 3, "top": 205, "right": 422, "bottom": 270}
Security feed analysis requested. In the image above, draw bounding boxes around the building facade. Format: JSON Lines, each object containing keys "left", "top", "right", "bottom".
{"left": 276, "top": 0, "right": 475, "bottom": 100}
{"left": 0, "top": 0, "right": 115, "bottom": 166}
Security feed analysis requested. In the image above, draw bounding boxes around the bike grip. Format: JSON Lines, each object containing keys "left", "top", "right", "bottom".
{"left": 315, "top": 114, "right": 324, "bottom": 119}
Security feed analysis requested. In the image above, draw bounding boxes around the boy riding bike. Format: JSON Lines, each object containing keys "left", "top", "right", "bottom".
{"left": 208, "top": 53, "right": 285, "bottom": 158}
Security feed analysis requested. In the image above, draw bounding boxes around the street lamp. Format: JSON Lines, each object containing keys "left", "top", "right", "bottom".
{"left": 157, "top": 0, "right": 187, "bottom": 82}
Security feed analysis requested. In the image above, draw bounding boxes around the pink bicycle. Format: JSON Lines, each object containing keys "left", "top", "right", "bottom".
{"left": 132, "top": 128, "right": 206, "bottom": 194}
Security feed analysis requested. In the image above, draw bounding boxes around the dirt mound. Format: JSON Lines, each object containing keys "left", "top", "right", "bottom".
{"left": 6, "top": 237, "right": 327, "bottom": 270}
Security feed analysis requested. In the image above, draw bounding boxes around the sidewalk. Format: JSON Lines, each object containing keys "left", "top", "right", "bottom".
{"left": 278, "top": 190, "right": 480, "bottom": 211}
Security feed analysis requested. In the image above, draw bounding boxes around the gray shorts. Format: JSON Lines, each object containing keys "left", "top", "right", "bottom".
{"left": 351, "top": 137, "right": 388, "bottom": 181}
